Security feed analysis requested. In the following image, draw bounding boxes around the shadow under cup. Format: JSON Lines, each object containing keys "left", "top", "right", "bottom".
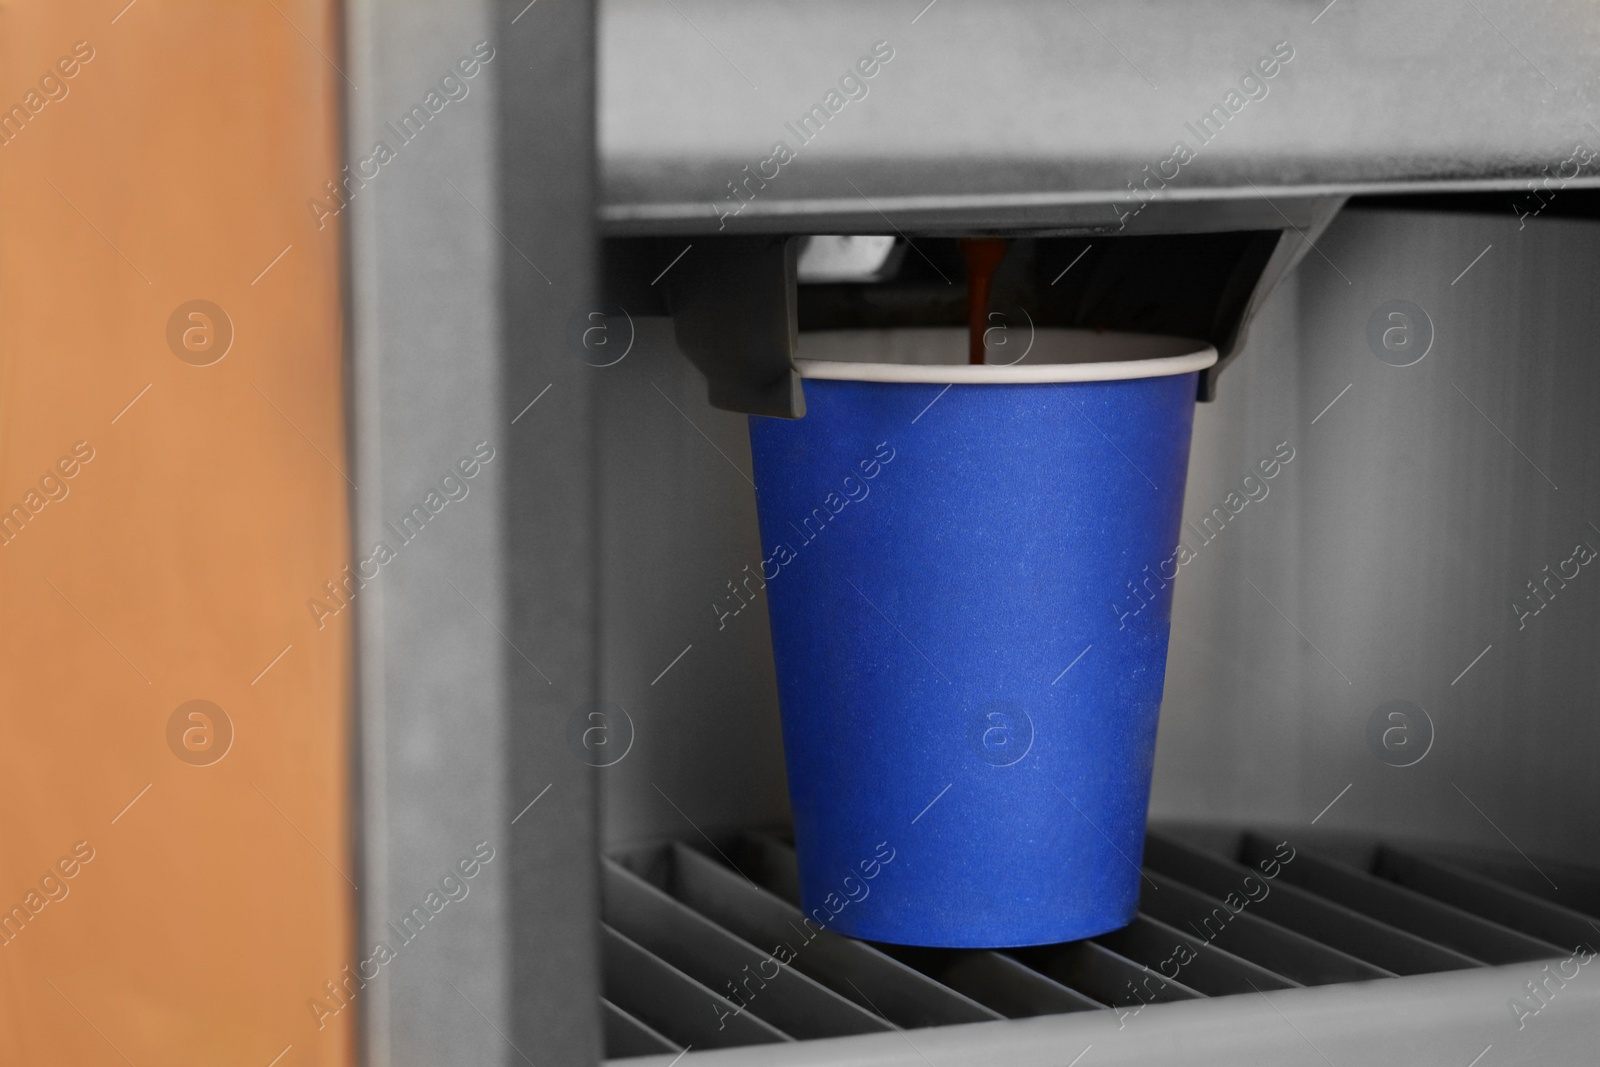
{"left": 747, "top": 328, "right": 1217, "bottom": 948}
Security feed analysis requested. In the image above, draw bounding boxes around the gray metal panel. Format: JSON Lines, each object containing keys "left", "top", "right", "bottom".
{"left": 345, "top": 1, "right": 515, "bottom": 1062}
{"left": 347, "top": 0, "right": 601, "bottom": 1063}
{"left": 605, "top": 961, "right": 1600, "bottom": 1066}
{"left": 1148, "top": 207, "right": 1600, "bottom": 876}
{"left": 497, "top": 1, "right": 606, "bottom": 1063}
{"left": 595, "top": 317, "right": 793, "bottom": 847}
{"left": 599, "top": 0, "right": 1600, "bottom": 233}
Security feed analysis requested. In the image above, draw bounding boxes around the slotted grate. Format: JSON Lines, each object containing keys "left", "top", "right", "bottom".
{"left": 599, "top": 828, "right": 1598, "bottom": 1060}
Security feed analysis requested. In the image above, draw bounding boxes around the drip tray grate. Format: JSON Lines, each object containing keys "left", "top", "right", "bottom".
{"left": 599, "top": 827, "right": 1599, "bottom": 1060}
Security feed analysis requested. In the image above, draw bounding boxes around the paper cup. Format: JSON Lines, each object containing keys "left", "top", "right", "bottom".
{"left": 747, "top": 327, "right": 1216, "bottom": 948}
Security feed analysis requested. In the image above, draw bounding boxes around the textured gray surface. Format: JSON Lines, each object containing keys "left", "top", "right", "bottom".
{"left": 348, "top": 0, "right": 600, "bottom": 1063}
{"left": 497, "top": 0, "right": 606, "bottom": 1063}
{"left": 598, "top": 0, "right": 1600, "bottom": 232}
{"left": 1154, "top": 205, "right": 1600, "bottom": 864}
{"left": 597, "top": 316, "right": 793, "bottom": 848}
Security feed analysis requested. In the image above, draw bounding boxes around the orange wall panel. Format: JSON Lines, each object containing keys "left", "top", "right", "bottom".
{"left": 0, "top": 2, "right": 353, "bottom": 1065}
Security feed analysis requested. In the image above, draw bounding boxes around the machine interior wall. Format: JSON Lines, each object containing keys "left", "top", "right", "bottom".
{"left": 1158, "top": 206, "right": 1600, "bottom": 863}
{"left": 597, "top": 207, "right": 1600, "bottom": 867}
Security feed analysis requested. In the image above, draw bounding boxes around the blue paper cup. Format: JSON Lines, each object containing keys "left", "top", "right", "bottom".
{"left": 747, "top": 327, "right": 1216, "bottom": 948}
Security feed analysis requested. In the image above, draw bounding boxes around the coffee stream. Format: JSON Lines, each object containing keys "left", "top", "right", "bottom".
{"left": 958, "top": 238, "right": 1009, "bottom": 365}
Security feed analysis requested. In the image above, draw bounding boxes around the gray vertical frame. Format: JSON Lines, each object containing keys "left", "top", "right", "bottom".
{"left": 346, "top": 0, "right": 600, "bottom": 1063}
{"left": 498, "top": 0, "right": 604, "bottom": 1064}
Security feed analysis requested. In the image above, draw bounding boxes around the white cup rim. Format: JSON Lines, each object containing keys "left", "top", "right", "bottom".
{"left": 795, "top": 326, "right": 1217, "bottom": 384}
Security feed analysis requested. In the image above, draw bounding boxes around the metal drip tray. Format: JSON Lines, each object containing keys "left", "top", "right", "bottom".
{"left": 599, "top": 826, "right": 1600, "bottom": 1063}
